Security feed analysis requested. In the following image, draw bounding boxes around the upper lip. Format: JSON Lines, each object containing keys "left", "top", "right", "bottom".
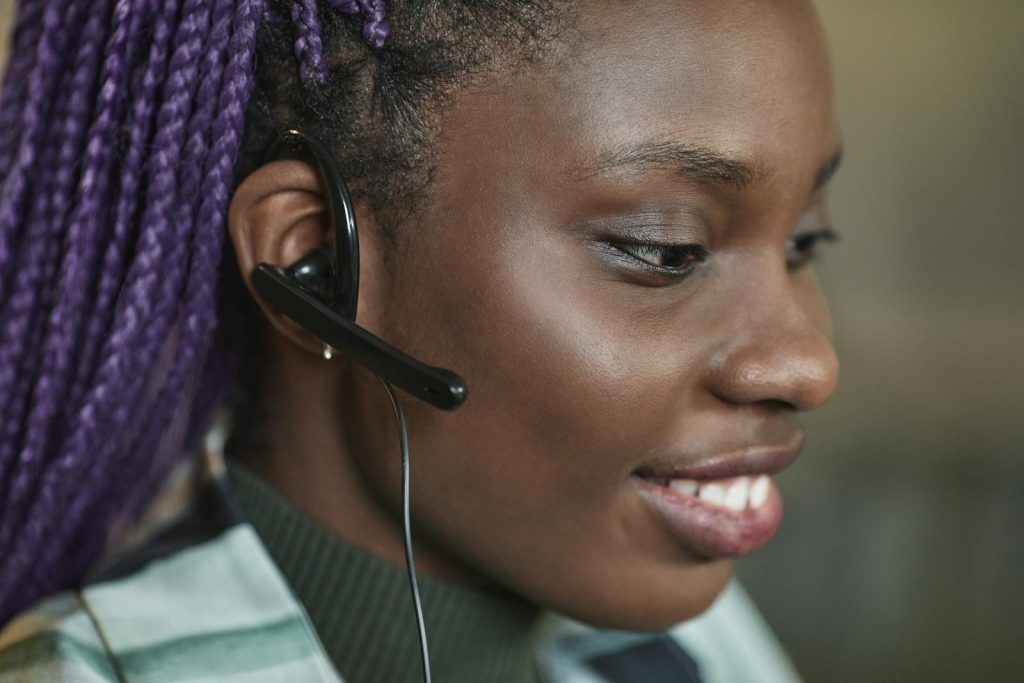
{"left": 633, "top": 429, "right": 806, "bottom": 482}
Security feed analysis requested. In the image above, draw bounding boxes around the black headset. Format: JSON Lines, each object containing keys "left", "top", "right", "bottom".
{"left": 249, "top": 127, "right": 460, "bottom": 682}
{"left": 250, "top": 127, "right": 468, "bottom": 411}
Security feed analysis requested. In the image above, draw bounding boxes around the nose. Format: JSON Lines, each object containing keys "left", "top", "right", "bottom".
{"left": 702, "top": 276, "right": 840, "bottom": 412}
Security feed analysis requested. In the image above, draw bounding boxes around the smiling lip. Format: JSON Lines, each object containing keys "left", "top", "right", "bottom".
{"left": 632, "top": 432, "right": 804, "bottom": 559}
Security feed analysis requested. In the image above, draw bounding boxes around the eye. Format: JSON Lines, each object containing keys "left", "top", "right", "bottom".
{"left": 608, "top": 241, "right": 710, "bottom": 277}
{"left": 786, "top": 227, "right": 840, "bottom": 270}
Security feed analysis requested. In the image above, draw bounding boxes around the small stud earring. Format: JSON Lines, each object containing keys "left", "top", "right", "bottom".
{"left": 322, "top": 343, "right": 336, "bottom": 360}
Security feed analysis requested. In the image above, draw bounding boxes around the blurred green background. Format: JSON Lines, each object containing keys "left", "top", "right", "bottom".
{"left": 735, "top": 2, "right": 1024, "bottom": 681}
{"left": 1, "top": 1, "right": 1020, "bottom": 681}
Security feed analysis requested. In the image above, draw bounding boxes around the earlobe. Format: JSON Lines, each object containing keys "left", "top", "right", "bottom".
{"left": 226, "top": 159, "right": 332, "bottom": 353}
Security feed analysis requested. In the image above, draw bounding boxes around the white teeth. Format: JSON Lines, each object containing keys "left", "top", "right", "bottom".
{"left": 750, "top": 475, "right": 771, "bottom": 509}
{"left": 724, "top": 477, "right": 750, "bottom": 512}
{"left": 665, "top": 474, "right": 771, "bottom": 512}
{"left": 698, "top": 482, "right": 727, "bottom": 507}
{"left": 669, "top": 479, "right": 698, "bottom": 496}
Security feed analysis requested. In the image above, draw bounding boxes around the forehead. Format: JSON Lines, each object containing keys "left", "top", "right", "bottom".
{"left": 563, "top": 0, "right": 837, "bottom": 179}
{"left": 577, "top": 1, "right": 831, "bottom": 176}
{"left": 430, "top": 0, "right": 838, "bottom": 221}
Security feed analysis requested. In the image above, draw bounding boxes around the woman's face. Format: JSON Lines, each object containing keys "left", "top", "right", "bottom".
{"left": 340, "top": 0, "right": 840, "bottom": 629}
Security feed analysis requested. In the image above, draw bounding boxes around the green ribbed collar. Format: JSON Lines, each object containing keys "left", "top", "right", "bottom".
{"left": 226, "top": 460, "right": 543, "bottom": 683}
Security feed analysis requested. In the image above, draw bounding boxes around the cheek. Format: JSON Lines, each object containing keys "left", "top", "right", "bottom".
{"left": 423, "top": 229, "right": 690, "bottom": 488}
{"left": 393, "top": 225, "right": 707, "bottom": 554}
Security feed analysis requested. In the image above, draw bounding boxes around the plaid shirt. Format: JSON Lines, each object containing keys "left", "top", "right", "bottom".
{"left": 0, "top": 448, "right": 803, "bottom": 683}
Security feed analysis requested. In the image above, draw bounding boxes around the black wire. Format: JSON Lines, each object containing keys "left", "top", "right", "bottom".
{"left": 377, "top": 376, "right": 432, "bottom": 683}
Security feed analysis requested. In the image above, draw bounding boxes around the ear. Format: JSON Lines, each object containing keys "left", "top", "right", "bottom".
{"left": 227, "top": 159, "right": 337, "bottom": 355}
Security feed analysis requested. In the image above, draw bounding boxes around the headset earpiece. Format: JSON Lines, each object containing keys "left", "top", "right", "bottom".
{"left": 283, "top": 244, "right": 335, "bottom": 305}
{"left": 251, "top": 128, "right": 467, "bottom": 411}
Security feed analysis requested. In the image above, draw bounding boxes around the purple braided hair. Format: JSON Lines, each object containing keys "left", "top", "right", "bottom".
{"left": 290, "top": 0, "right": 390, "bottom": 85}
{"left": 329, "top": 0, "right": 390, "bottom": 51}
{"left": 0, "top": 1, "right": 44, "bottom": 176}
{"left": 0, "top": 0, "right": 96, "bottom": 517}
{"left": 0, "top": 0, "right": 390, "bottom": 623}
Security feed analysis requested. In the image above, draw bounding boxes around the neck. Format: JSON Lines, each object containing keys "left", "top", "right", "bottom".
{"left": 227, "top": 460, "right": 543, "bottom": 683}
{"left": 228, "top": 338, "right": 486, "bottom": 587}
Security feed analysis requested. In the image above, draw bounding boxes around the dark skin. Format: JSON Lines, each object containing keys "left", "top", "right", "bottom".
{"left": 227, "top": 0, "right": 840, "bottom": 631}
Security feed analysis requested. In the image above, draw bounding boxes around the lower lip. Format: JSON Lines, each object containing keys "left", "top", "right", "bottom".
{"left": 632, "top": 476, "right": 784, "bottom": 559}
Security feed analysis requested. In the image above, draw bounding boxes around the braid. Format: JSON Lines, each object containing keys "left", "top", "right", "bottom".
{"left": 0, "top": 1, "right": 45, "bottom": 175}
{"left": 358, "top": 0, "right": 390, "bottom": 51}
{"left": 66, "top": 0, "right": 160, "bottom": 414}
{"left": 0, "top": 0, "right": 98, "bottom": 520}
{"left": 8, "top": 0, "right": 130, "bottom": 523}
{"left": 0, "top": 4, "right": 64, "bottom": 305}
{"left": 291, "top": 0, "right": 328, "bottom": 84}
{"left": 35, "top": 0, "right": 225, "bottom": 585}
{"left": 325, "top": 0, "right": 389, "bottom": 51}
{"left": 289, "top": 0, "right": 392, "bottom": 86}
{"left": 0, "top": 0, "right": 572, "bottom": 625}
{"left": 49, "top": 0, "right": 260, "bottom": 580}
{"left": 0, "top": 0, "right": 267, "bottom": 619}
{"left": 0, "top": 0, "right": 174, "bottom": 603}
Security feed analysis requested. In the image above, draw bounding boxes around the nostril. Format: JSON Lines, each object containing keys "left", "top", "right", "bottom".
{"left": 759, "top": 398, "right": 798, "bottom": 412}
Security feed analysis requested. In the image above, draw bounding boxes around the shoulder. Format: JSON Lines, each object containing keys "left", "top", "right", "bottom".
{"left": 537, "top": 580, "right": 804, "bottom": 683}
{"left": 0, "top": 475, "right": 344, "bottom": 683}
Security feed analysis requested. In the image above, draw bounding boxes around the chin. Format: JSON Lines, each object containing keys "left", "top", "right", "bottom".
{"left": 546, "top": 558, "right": 735, "bottom": 633}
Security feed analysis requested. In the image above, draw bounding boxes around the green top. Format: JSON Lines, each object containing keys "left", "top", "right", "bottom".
{"left": 227, "top": 461, "right": 543, "bottom": 683}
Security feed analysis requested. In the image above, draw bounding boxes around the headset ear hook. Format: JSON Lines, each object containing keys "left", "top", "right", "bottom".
{"left": 262, "top": 127, "right": 360, "bottom": 322}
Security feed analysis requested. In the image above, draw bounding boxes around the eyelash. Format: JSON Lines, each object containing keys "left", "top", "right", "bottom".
{"left": 608, "top": 241, "right": 710, "bottom": 278}
{"left": 786, "top": 227, "right": 841, "bottom": 270}
{"left": 609, "top": 227, "right": 841, "bottom": 279}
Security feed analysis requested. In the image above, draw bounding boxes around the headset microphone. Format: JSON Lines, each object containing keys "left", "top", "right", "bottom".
{"left": 250, "top": 127, "right": 461, "bottom": 683}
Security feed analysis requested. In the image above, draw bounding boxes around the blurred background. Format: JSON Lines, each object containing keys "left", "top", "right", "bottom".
{"left": 1, "top": 1, "right": 1020, "bottom": 681}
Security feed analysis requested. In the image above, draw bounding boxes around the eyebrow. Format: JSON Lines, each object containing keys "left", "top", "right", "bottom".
{"left": 575, "top": 139, "right": 843, "bottom": 194}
